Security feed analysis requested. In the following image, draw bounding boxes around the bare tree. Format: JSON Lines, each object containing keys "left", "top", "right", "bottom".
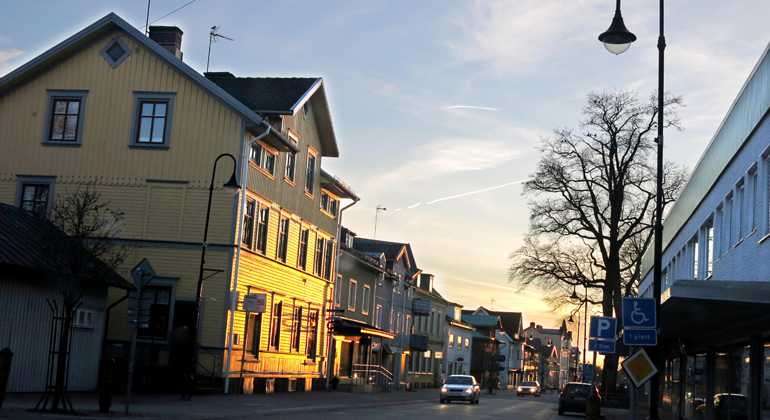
{"left": 508, "top": 90, "right": 688, "bottom": 392}
{"left": 41, "top": 184, "right": 129, "bottom": 411}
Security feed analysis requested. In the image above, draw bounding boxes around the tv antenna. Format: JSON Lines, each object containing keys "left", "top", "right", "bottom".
{"left": 207, "top": 26, "right": 234, "bottom": 72}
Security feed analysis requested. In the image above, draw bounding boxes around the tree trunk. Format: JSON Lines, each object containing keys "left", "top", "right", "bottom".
{"left": 51, "top": 302, "right": 73, "bottom": 412}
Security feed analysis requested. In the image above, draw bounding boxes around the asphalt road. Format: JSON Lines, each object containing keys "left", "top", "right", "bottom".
{"left": 259, "top": 391, "right": 622, "bottom": 420}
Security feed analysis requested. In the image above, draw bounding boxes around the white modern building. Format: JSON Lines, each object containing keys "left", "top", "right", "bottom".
{"left": 636, "top": 40, "right": 770, "bottom": 420}
{"left": 443, "top": 303, "right": 473, "bottom": 380}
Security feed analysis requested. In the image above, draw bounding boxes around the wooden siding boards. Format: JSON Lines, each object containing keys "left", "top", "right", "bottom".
{"left": 0, "top": 271, "right": 108, "bottom": 392}
{"left": 0, "top": 23, "right": 344, "bottom": 384}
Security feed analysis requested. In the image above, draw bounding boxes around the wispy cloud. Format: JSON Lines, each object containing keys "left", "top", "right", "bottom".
{"left": 373, "top": 137, "right": 521, "bottom": 185}
{"left": 0, "top": 49, "right": 24, "bottom": 76}
{"left": 448, "top": 105, "right": 502, "bottom": 111}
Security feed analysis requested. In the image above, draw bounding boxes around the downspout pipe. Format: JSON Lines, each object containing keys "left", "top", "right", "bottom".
{"left": 101, "top": 289, "right": 130, "bottom": 360}
{"left": 224, "top": 127, "right": 270, "bottom": 394}
{"left": 325, "top": 197, "right": 360, "bottom": 391}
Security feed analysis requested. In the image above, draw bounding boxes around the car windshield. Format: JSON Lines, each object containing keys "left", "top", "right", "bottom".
{"left": 521, "top": 382, "right": 538, "bottom": 387}
{"left": 564, "top": 384, "right": 591, "bottom": 396}
{"left": 445, "top": 377, "right": 473, "bottom": 385}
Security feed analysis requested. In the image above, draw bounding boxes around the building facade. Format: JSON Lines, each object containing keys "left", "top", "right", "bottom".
{"left": 523, "top": 322, "right": 571, "bottom": 390}
{"left": 443, "top": 303, "right": 474, "bottom": 381}
{"left": 635, "top": 38, "right": 770, "bottom": 420}
{"left": 408, "top": 273, "right": 448, "bottom": 388}
{"left": 0, "top": 13, "right": 355, "bottom": 393}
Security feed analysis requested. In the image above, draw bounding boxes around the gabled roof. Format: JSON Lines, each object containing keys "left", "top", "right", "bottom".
{"left": 0, "top": 12, "right": 297, "bottom": 153}
{"left": 205, "top": 72, "right": 339, "bottom": 157}
{"left": 0, "top": 203, "right": 133, "bottom": 290}
{"left": 473, "top": 307, "right": 523, "bottom": 339}
{"left": 352, "top": 238, "right": 420, "bottom": 279}
{"left": 461, "top": 314, "right": 502, "bottom": 328}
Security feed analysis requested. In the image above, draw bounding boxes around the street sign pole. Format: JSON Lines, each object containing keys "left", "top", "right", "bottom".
{"left": 125, "top": 260, "right": 156, "bottom": 414}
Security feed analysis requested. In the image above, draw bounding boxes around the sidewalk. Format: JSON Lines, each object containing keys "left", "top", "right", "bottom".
{"left": 0, "top": 388, "right": 436, "bottom": 420}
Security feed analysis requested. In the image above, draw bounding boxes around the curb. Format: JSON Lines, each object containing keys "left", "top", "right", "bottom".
{"left": 1, "top": 398, "right": 435, "bottom": 420}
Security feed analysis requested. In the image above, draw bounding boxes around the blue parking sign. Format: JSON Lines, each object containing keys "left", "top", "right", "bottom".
{"left": 622, "top": 298, "right": 656, "bottom": 329}
{"left": 588, "top": 339, "right": 616, "bottom": 354}
{"left": 583, "top": 364, "right": 594, "bottom": 382}
{"left": 589, "top": 316, "right": 617, "bottom": 340}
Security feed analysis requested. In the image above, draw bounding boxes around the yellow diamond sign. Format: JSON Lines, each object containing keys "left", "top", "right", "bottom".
{"left": 622, "top": 348, "right": 658, "bottom": 388}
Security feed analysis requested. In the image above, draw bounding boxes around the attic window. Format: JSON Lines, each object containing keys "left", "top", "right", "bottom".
{"left": 100, "top": 39, "right": 131, "bottom": 68}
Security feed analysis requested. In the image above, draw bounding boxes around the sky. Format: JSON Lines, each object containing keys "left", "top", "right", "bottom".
{"left": 2, "top": 0, "right": 770, "bottom": 332}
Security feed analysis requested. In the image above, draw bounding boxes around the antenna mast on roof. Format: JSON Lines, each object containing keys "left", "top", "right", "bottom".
{"left": 206, "top": 26, "right": 234, "bottom": 72}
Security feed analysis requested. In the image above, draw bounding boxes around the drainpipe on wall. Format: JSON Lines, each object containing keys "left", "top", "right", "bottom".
{"left": 223, "top": 127, "right": 270, "bottom": 395}
{"left": 325, "top": 197, "right": 359, "bottom": 391}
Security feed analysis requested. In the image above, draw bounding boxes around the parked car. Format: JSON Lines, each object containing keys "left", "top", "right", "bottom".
{"left": 440, "top": 375, "right": 481, "bottom": 404}
{"left": 694, "top": 394, "right": 748, "bottom": 420}
{"left": 517, "top": 381, "right": 541, "bottom": 397}
{"left": 558, "top": 382, "right": 601, "bottom": 416}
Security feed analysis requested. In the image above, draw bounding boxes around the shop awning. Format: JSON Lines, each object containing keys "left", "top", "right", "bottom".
{"left": 332, "top": 318, "right": 395, "bottom": 340}
{"left": 660, "top": 280, "right": 770, "bottom": 344}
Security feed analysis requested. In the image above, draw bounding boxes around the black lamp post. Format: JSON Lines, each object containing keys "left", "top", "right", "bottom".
{"left": 599, "top": 1, "right": 664, "bottom": 418}
{"left": 187, "top": 153, "right": 240, "bottom": 399}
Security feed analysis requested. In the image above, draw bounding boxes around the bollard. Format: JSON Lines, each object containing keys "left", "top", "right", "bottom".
{"left": 98, "top": 357, "right": 116, "bottom": 413}
{"left": 586, "top": 389, "right": 601, "bottom": 420}
{"left": 0, "top": 348, "right": 13, "bottom": 409}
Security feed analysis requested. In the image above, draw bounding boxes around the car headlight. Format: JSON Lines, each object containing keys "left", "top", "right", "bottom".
{"left": 517, "top": 387, "right": 523, "bottom": 391}
{"left": 464, "top": 388, "right": 472, "bottom": 394}
{"left": 441, "top": 387, "right": 448, "bottom": 393}
{"left": 531, "top": 388, "right": 536, "bottom": 392}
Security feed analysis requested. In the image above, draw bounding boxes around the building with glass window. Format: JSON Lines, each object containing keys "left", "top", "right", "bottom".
{"left": 0, "top": 13, "right": 356, "bottom": 394}
{"left": 634, "top": 39, "right": 770, "bottom": 420}
{"left": 443, "top": 303, "right": 475, "bottom": 382}
{"left": 408, "top": 273, "right": 449, "bottom": 388}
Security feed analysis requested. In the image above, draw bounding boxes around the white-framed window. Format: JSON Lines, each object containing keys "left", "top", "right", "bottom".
{"left": 348, "top": 279, "right": 357, "bottom": 311}
{"left": 305, "top": 149, "right": 316, "bottom": 196}
{"left": 320, "top": 190, "right": 339, "bottom": 217}
{"left": 736, "top": 178, "right": 745, "bottom": 241}
{"left": 335, "top": 274, "right": 342, "bottom": 307}
{"left": 716, "top": 204, "right": 724, "bottom": 257}
{"left": 362, "top": 285, "right": 371, "bottom": 314}
{"left": 449, "top": 333, "right": 454, "bottom": 348}
{"left": 704, "top": 216, "right": 714, "bottom": 278}
{"left": 74, "top": 308, "right": 95, "bottom": 329}
{"left": 406, "top": 315, "right": 410, "bottom": 334}
{"left": 396, "top": 312, "right": 402, "bottom": 335}
{"left": 690, "top": 236, "right": 699, "bottom": 280}
{"left": 457, "top": 334, "right": 462, "bottom": 348}
{"left": 375, "top": 305, "right": 382, "bottom": 328}
{"left": 464, "top": 338, "right": 469, "bottom": 350}
{"left": 285, "top": 152, "right": 297, "bottom": 183}
{"left": 749, "top": 167, "right": 758, "bottom": 232}
{"left": 726, "top": 192, "right": 734, "bottom": 248}
{"left": 16, "top": 176, "right": 55, "bottom": 217}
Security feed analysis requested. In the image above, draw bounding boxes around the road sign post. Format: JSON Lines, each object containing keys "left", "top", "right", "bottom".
{"left": 125, "top": 259, "right": 156, "bottom": 414}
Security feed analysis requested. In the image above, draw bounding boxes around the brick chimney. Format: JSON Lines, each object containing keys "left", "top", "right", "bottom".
{"left": 530, "top": 322, "right": 536, "bottom": 328}
{"left": 149, "top": 26, "right": 183, "bottom": 59}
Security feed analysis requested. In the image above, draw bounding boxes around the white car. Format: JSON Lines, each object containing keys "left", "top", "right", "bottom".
{"left": 440, "top": 375, "right": 481, "bottom": 404}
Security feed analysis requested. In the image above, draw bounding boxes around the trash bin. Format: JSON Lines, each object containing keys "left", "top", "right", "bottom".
{"left": 0, "top": 348, "right": 13, "bottom": 409}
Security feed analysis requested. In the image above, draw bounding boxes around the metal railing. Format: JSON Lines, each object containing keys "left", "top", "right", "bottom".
{"left": 351, "top": 364, "right": 393, "bottom": 388}
{"left": 196, "top": 343, "right": 221, "bottom": 391}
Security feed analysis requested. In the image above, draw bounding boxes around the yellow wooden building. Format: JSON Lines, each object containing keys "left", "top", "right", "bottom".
{"left": 0, "top": 13, "right": 357, "bottom": 393}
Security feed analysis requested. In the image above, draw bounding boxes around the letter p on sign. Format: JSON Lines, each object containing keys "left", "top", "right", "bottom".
{"left": 590, "top": 316, "right": 617, "bottom": 341}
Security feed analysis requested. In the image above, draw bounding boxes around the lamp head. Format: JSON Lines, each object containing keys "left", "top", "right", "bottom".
{"left": 568, "top": 315, "right": 574, "bottom": 323}
{"left": 570, "top": 287, "right": 580, "bottom": 303}
{"left": 598, "top": 9, "right": 636, "bottom": 55}
{"left": 223, "top": 172, "right": 241, "bottom": 195}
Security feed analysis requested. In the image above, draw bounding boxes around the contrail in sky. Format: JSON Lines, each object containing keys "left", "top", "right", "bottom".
{"left": 407, "top": 203, "right": 421, "bottom": 209}
{"left": 448, "top": 105, "right": 502, "bottom": 111}
{"left": 426, "top": 179, "right": 531, "bottom": 205}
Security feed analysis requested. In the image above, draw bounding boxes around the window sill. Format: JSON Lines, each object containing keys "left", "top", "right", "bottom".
{"left": 747, "top": 228, "right": 757, "bottom": 239}
{"left": 284, "top": 178, "right": 296, "bottom": 186}
{"left": 42, "top": 141, "right": 81, "bottom": 147}
{"left": 734, "top": 238, "right": 743, "bottom": 248}
{"left": 250, "top": 161, "right": 276, "bottom": 179}
{"left": 320, "top": 208, "right": 337, "bottom": 219}
{"left": 759, "top": 232, "right": 770, "bottom": 244}
{"left": 305, "top": 191, "right": 314, "bottom": 200}
{"left": 130, "top": 144, "right": 169, "bottom": 150}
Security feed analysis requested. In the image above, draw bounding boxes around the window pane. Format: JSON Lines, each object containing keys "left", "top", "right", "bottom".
{"left": 138, "top": 117, "right": 153, "bottom": 142}
{"left": 264, "top": 153, "right": 275, "bottom": 174}
{"left": 67, "top": 101, "right": 79, "bottom": 114}
{"left": 154, "top": 103, "right": 167, "bottom": 117}
{"left": 51, "top": 115, "right": 65, "bottom": 139}
{"left": 141, "top": 103, "right": 154, "bottom": 116}
{"left": 107, "top": 43, "right": 126, "bottom": 61}
{"left": 64, "top": 115, "right": 78, "bottom": 140}
{"left": 23, "top": 186, "right": 35, "bottom": 201}
{"left": 151, "top": 118, "right": 165, "bottom": 143}
{"left": 54, "top": 100, "right": 66, "bottom": 114}
{"left": 36, "top": 186, "right": 48, "bottom": 202}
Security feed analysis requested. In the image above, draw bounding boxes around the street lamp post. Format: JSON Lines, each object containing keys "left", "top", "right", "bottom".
{"left": 187, "top": 153, "right": 241, "bottom": 399}
{"left": 599, "top": 1, "right": 664, "bottom": 418}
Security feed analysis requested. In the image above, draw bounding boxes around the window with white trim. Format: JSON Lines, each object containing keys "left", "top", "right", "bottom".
{"left": 74, "top": 308, "right": 95, "bottom": 329}
{"left": 362, "top": 285, "right": 370, "bottom": 314}
{"left": 348, "top": 279, "right": 357, "bottom": 311}
{"left": 250, "top": 142, "right": 277, "bottom": 176}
